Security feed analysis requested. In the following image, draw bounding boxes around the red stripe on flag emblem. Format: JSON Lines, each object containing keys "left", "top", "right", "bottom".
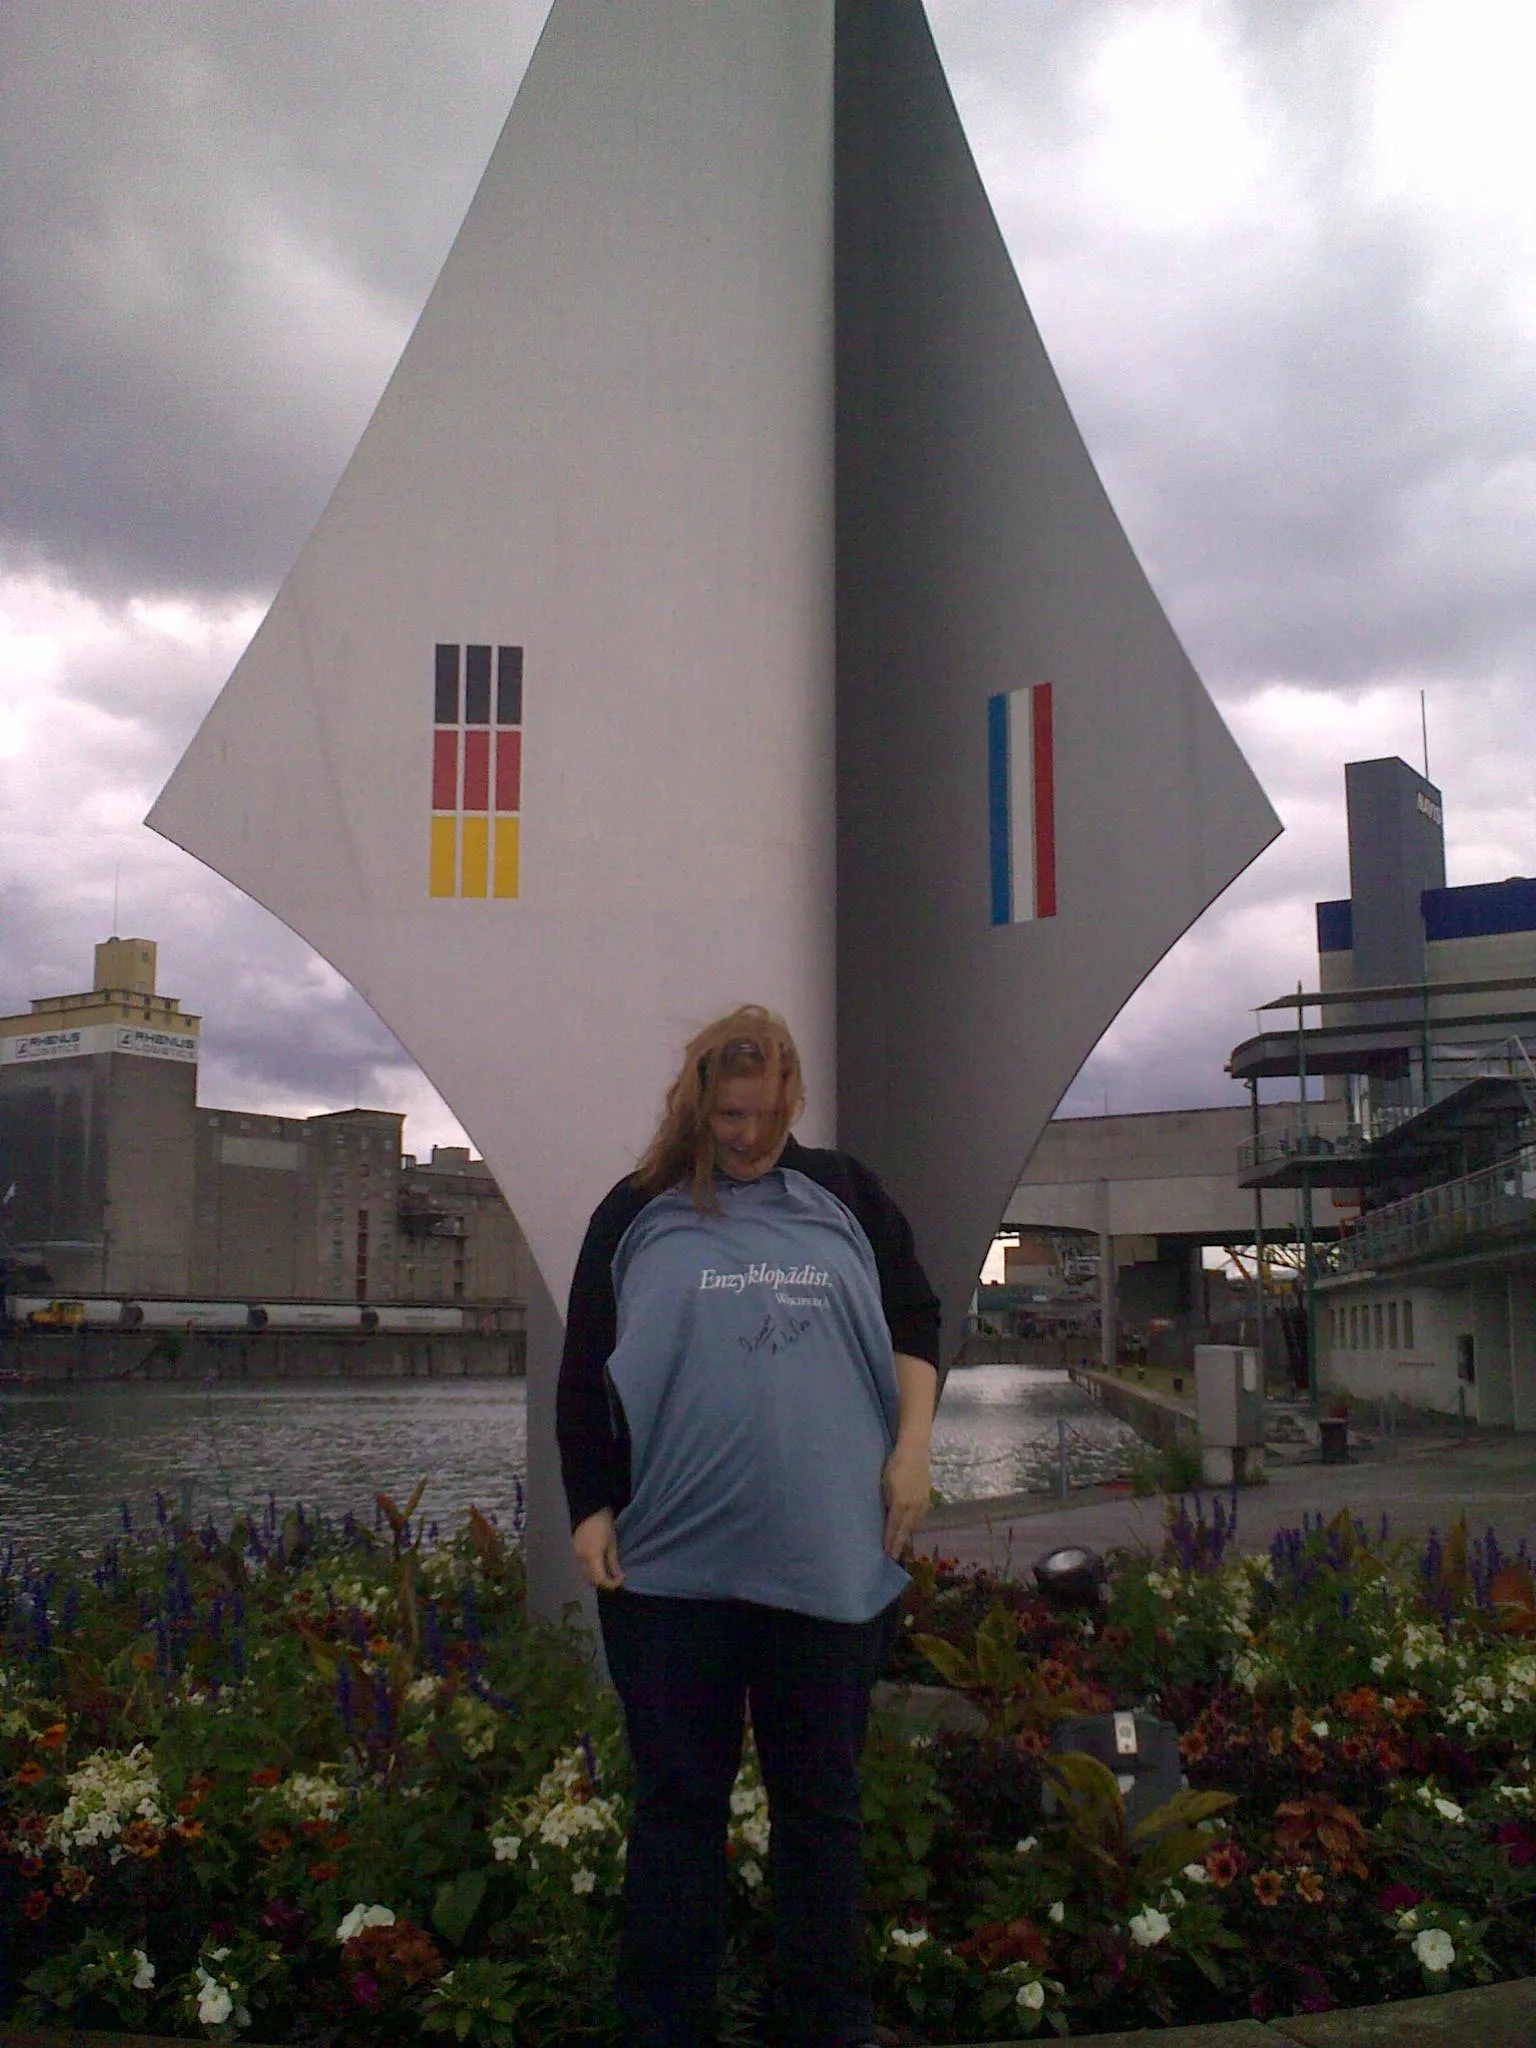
{"left": 1032, "top": 682, "right": 1056, "bottom": 918}
{"left": 462, "top": 729, "right": 490, "bottom": 811}
{"left": 495, "top": 729, "right": 521, "bottom": 812}
{"left": 432, "top": 729, "right": 458, "bottom": 811}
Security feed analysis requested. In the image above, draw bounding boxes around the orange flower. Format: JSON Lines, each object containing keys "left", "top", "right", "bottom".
{"left": 1205, "top": 1844, "right": 1244, "bottom": 1887}
{"left": 1290, "top": 1706, "right": 1315, "bottom": 1742}
{"left": 1294, "top": 1740, "right": 1326, "bottom": 1775}
{"left": 300, "top": 1817, "right": 333, "bottom": 1838}
{"left": 258, "top": 1829, "right": 290, "bottom": 1856}
{"left": 188, "top": 1773, "right": 216, "bottom": 1794}
{"left": 36, "top": 1722, "right": 68, "bottom": 1749}
{"left": 1294, "top": 1867, "right": 1326, "bottom": 1904}
{"left": 1252, "top": 1869, "right": 1286, "bottom": 1907}
{"left": 308, "top": 1859, "right": 341, "bottom": 1881}
{"left": 13, "top": 1760, "right": 46, "bottom": 1787}
{"left": 121, "top": 1818, "right": 163, "bottom": 1859}
{"left": 56, "top": 1863, "right": 93, "bottom": 1901}
{"left": 1015, "top": 1728, "right": 1047, "bottom": 1758}
{"left": 1337, "top": 1686, "right": 1379, "bottom": 1723}
{"left": 132, "top": 1651, "right": 156, "bottom": 1671}
{"left": 249, "top": 1766, "right": 282, "bottom": 1788}
{"left": 171, "top": 1818, "right": 205, "bottom": 1843}
{"left": 1178, "top": 1728, "right": 1209, "bottom": 1763}
{"left": 1267, "top": 1727, "right": 1286, "bottom": 1756}
{"left": 176, "top": 1794, "right": 201, "bottom": 1816}
{"left": 368, "top": 1636, "right": 392, "bottom": 1656}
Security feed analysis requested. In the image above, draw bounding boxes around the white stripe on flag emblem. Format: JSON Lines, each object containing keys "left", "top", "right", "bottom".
{"left": 988, "top": 683, "right": 1057, "bottom": 924}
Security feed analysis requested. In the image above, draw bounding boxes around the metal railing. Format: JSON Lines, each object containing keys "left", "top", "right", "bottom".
{"left": 1240, "top": 1124, "right": 1361, "bottom": 1172}
{"left": 1327, "top": 1143, "right": 1536, "bottom": 1275}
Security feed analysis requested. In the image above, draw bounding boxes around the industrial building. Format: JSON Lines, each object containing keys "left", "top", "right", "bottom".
{"left": 0, "top": 940, "right": 532, "bottom": 1318}
{"left": 1231, "top": 757, "right": 1536, "bottom": 1426}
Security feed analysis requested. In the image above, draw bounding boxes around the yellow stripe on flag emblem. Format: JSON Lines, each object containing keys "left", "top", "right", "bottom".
{"left": 493, "top": 815, "right": 520, "bottom": 898}
{"left": 461, "top": 815, "right": 489, "bottom": 898}
{"left": 429, "top": 815, "right": 457, "bottom": 897}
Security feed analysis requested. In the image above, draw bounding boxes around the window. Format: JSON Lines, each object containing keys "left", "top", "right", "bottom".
{"left": 1387, "top": 1301, "right": 1398, "bottom": 1349}
{"left": 1373, "top": 1302, "right": 1384, "bottom": 1349}
{"left": 1349, "top": 1305, "right": 1360, "bottom": 1349}
{"left": 1403, "top": 1298, "right": 1415, "bottom": 1349}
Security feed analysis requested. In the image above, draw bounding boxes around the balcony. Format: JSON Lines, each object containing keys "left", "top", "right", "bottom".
{"left": 1326, "top": 1145, "right": 1536, "bottom": 1277}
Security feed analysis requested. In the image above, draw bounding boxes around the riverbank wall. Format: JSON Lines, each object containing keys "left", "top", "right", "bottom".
{"left": 1067, "top": 1364, "right": 1195, "bottom": 1449}
{"left": 0, "top": 1329, "right": 525, "bottom": 1382}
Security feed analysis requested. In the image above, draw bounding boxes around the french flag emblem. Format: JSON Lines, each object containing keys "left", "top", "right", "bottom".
{"left": 988, "top": 683, "right": 1057, "bottom": 924}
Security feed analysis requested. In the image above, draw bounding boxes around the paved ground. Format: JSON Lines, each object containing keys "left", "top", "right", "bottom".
{"left": 916, "top": 1427, "right": 1536, "bottom": 1577}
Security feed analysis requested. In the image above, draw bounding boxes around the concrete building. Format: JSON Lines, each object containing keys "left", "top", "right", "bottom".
{"left": 1, "top": 944, "right": 531, "bottom": 1315}
{"left": 0, "top": 939, "right": 201, "bottom": 1296}
{"left": 1230, "top": 758, "right": 1536, "bottom": 1425}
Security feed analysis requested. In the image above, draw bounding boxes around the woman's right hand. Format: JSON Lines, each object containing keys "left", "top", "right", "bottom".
{"left": 572, "top": 1507, "right": 625, "bottom": 1590}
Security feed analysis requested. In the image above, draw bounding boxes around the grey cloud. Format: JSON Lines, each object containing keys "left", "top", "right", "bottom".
{"left": 1, "top": 1, "right": 545, "bottom": 601}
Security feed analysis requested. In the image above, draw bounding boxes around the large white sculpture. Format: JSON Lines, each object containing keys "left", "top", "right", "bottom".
{"left": 150, "top": 0, "right": 1279, "bottom": 1612}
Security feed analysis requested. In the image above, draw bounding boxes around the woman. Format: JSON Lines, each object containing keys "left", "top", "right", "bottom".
{"left": 556, "top": 1006, "right": 942, "bottom": 2048}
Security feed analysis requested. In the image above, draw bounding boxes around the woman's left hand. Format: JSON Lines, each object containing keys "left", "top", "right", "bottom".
{"left": 881, "top": 1436, "right": 932, "bottom": 1559}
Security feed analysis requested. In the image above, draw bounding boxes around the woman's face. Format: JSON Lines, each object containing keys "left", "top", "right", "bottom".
{"left": 708, "top": 1071, "right": 786, "bottom": 1180}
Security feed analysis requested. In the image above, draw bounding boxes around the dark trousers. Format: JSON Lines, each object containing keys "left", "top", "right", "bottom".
{"left": 598, "top": 1588, "right": 900, "bottom": 2048}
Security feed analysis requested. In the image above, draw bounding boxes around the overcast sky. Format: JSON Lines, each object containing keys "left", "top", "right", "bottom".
{"left": 3, "top": 0, "right": 1534, "bottom": 1163}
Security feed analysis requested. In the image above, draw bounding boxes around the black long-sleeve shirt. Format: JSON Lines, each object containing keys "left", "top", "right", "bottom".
{"left": 555, "top": 1134, "right": 943, "bottom": 1530}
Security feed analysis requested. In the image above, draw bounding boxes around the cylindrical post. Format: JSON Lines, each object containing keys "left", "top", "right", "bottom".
{"left": 1250, "top": 1078, "right": 1267, "bottom": 1385}
{"left": 1098, "top": 1177, "right": 1115, "bottom": 1372}
{"left": 1057, "top": 1417, "right": 1069, "bottom": 1501}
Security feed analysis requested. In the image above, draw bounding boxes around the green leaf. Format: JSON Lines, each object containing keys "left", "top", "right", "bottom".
{"left": 1136, "top": 1830, "right": 1223, "bottom": 1886}
{"left": 432, "top": 1869, "right": 489, "bottom": 1948}
{"left": 912, "top": 1634, "right": 977, "bottom": 1689}
{"left": 973, "top": 1603, "right": 1023, "bottom": 1689}
{"left": 1129, "top": 1788, "right": 1235, "bottom": 1844}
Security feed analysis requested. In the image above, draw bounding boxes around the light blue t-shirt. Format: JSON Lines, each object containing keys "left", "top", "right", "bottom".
{"left": 607, "top": 1167, "right": 909, "bottom": 1623}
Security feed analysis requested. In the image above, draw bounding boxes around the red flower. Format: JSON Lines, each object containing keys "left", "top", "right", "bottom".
{"left": 1495, "top": 1822, "right": 1536, "bottom": 1868}
{"left": 22, "top": 1889, "right": 50, "bottom": 1921}
{"left": 13, "top": 1761, "right": 46, "bottom": 1787}
{"left": 258, "top": 1829, "right": 290, "bottom": 1855}
{"left": 249, "top": 1766, "right": 282, "bottom": 1789}
{"left": 1252, "top": 1869, "right": 1286, "bottom": 1907}
{"left": 350, "top": 1970, "right": 381, "bottom": 2009}
{"left": 955, "top": 1917, "right": 1051, "bottom": 1969}
{"left": 1205, "top": 1843, "right": 1245, "bottom": 1886}
{"left": 307, "top": 1860, "right": 341, "bottom": 1881}
{"left": 36, "top": 1722, "right": 68, "bottom": 1750}
{"left": 1376, "top": 1881, "right": 1423, "bottom": 1912}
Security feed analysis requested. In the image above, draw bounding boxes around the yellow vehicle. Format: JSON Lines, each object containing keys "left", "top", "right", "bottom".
{"left": 26, "top": 1299, "right": 86, "bottom": 1330}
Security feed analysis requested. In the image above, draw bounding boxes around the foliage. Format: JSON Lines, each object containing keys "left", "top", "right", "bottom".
{"left": 4, "top": 1490, "right": 1536, "bottom": 2042}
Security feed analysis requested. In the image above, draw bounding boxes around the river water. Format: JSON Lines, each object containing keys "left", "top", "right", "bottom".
{"left": 0, "top": 1366, "right": 1138, "bottom": 1558}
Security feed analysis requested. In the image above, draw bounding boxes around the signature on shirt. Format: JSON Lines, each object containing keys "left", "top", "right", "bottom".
{"left": 739, "top": 1312, "right": 813, "bottom": 1359}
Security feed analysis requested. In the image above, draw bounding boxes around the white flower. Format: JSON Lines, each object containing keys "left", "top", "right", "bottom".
{"left": 132, "top": 1950, "right": 155, "bottom": 1990}
{"left": 1311, "top": 1721, "right": 1329, "bottom": 1739}
{"left": 1397, "top": 1908, "right": 1419, "bottom": 1931}
{"left": 336, "top": 1903, "right": 396, "bottom": 1942}
{"left": 1432, "top": 1797, "right": 1465, "bottom": 1823}
{"left": 739, "top": 1857, "right": 763, "bottom": 1889}
{"left": 48, "top": 1745, "right": 165, "bottom": 1856}
{"left": 1181, "top": 1862, "right": 1212, "bottom": 1884}
{"left": 1412, "top": 1927, "right": 1455, "bottom": 1974}
{"left": 571, "top": 1866, "right": 596, "bottom": 1895}
{"left": 491, "top": 1832, "right": 521, "bottom": 1862}
{"left": 1016, "top": 1978, "right": 1046, "bottom": 2010}
{"left": 1047, "top": 1901, "right": 1065, "bottom": 1923}
{"left": 890, "top": 1926, "right": 929, "bottom": 1949}
{"left": 196, "top": 1981, "right": 234, "bottom": 2027}
{"left": 276, "top": 1771, "right": 343, "bottom": 1821}
{"left": 1128, "top": 1908, "right": 1171, "bottom": 1948}
{"left": 1014, "top": 1835, "right": 1038, "bottom": 1856}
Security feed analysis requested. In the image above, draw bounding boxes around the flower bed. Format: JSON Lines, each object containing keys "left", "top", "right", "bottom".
{"left": 2, "top": 1491, "right": 1534, "bottom": 2044}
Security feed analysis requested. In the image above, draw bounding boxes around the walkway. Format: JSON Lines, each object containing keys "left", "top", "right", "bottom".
{"left": 918, "top": 1428, "right": 1536, "bottom": 1576}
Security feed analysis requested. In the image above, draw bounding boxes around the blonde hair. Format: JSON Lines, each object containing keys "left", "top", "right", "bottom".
{"left": 634, "top": 1005, "right": 804, "bottom": 1211}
